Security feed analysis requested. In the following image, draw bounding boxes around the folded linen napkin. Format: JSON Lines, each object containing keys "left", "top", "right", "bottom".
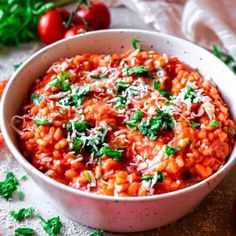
{"left": 106, "top": 0, "right": 236, "bottom": 59}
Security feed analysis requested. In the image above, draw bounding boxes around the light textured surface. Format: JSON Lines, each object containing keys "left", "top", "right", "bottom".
{"left": 0, "top": 7, "right": 236, "bottom": 236}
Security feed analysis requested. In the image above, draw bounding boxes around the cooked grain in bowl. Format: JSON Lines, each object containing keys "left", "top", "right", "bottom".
{"left": 13, "top": 46, "right": 236, "bottom": 197}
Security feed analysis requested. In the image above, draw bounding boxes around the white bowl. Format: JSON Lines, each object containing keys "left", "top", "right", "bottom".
{"left": 1, "top": 29, "right": 236, "bottom": 232}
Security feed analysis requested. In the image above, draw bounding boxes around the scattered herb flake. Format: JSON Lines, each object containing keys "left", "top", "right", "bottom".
{"left": 34, "top": 117, "right": 52, "bottom": 125}
{"left": 30, "top": 94, "right": 43, "bottom": 105}
{"left": 210, "top": 120, "right": 219, "bottom": 127}
{"left": 21, "top": 176, "right": 27, "bottom": 181}
{"left": 190, "top": 122, "right": 201, "bottom": 128}
{"left": 184, "top": 86, "right": 196, "bottom": 102}
{"left": 10, "top": 207, "right": 34, "bottom": 221}
{"left": 84, "top": 171, "right": 92, "bottom": 183}
{"left": 66, "top": 120, "right": 94, "bottom": 133}
{"left": 15, "top": 227, "right": 35, "bottom": 236}
{"left": 115, "top": 81, "right": 130, "bottom": 93}
{"left": 38, "top": 215, "right": 62, "bottom": 236}
{"left": 153, "top": 81, "right": 172, "bottom": 98}
{"left": 90, "top": 229, "right": 103, "bottom": 236}
{"left": 122, "top": 66, "right": 153, "bottom": 78}
{"left": 49, "top": 72, "right": 72, "bottom": 92}
{"left": 89, "top": 73, "right": 106, "bottom": 80}
{"left": 115, "top": 96, "right": 126, "bottom": 109}
{"left": 96, "top": 146, "right": 123, "bottom": 161}
{"left": 72, "top": 138, "right": 83, "bottom": 154}
{"left": 0, "top": 172, "right": 18, "bottom": 200}
{"left": 13, "top": 62, "right": 23, "bottom": 71}
{"left": 131, "top": 38, "right": 143, "bottom": 51}
{"left": 126, "top": 110, "right": 143, "bottom": 129}
{"left": 18, "top": 191, "right": 24, "bottom": 201}
{"left": 165, "top": 145, "right": 177, "bottom": 156}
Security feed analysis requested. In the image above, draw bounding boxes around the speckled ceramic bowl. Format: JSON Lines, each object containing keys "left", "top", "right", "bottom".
{"left": 1, "top": 30, "right": 236, "bottom": 232}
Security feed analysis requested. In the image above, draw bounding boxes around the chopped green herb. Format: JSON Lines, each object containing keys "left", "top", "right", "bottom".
{"left": 13, "top": 62, "right": 23, "bottom": 71}
{"left": 21, "top": 176, "right": 27, "bottom": 181}
{"left": 30, "top": 94, "right": 43, "bottom": 105}
{"left": 49, "top": 72, "right": 72, "bottom": 92}
{"left": 184, "top": 86, "right": 196, "bottom": 102}
{"left": 138, "top": 110, "right": 174, "bottom": 140}
{"left": 141, "top": 172, "right": 164, "bottom": 183}
{"left": 190, "top": 122, "right": 201, "bottom": 128}
{"left": 165, "top": 101, "right": 171, "bottom": 106}
{"left": 165, "top": 145, "right": 177, "bottom": 156}
{"left": 34, "top": 117, "right": 52, "bottom": 125}
{"left": 122, "top": 66, "right": 152, "bottom": 78}
{"left": 115, "top": 96, "right": 126, "bottom": 109}
{"left": 15, "top": 227, "right": 35, "bottom": 236}
{"left": 96, "top": 146, "right": 123, "bottom": 161}
{"left": 38, "top": 215, "right": 62, "bottom": 236}
{"left": 0, "top": 172, "right": 18, "bottom": 200}
{"left": 126, "top": 110, "right": 143, "bottom": 129}
{"left": 212, "top": 44, "right": 222, "bottom": 60}
{"left": 89, "top": 73, "right": 106, "bottom": 80}
{"left": 72, "top": 138, "right": 83, "bottom": 154}
{"left": 210, "top": 120, "right": 219, "bottom": 127}
{"left": 10, "top": 207, "right": 34, "bottom": 221}
{"left": 90, "top": 229, "right": 103, "bottom": 236}
{"left": 131, "top": 38, "right": 143, "bottom": 51}
{"left": 18, "top": 191, "right": 24, "bottom": 201}
{"left": 116, "top": 81, "right": 130, "bottom": 93}
{"left": 153, "top": 81, "right": 172, "bottom": 98}
{"left": 66, "top": 120, "right": 94, "bottom": 133}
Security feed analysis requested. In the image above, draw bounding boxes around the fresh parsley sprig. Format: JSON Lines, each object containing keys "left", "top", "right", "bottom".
{"left": 131, "top": 38, "right": 143, "bottom": 51}
{"left": 38, "top": 215, "right": 62, "bottom": 236}
{"left": 10, "top": 207, "right": 34, "bottom": 221}
{"left": 0, "top": 172, "right": 18, "bottom": 200}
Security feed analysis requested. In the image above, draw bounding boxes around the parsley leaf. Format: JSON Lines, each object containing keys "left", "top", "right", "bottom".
{"left": 66, "top": 120, "right": 94, "bottom": 133}
{"left": 138, "top": 110, "right": 174, "bottom": 140}
{"left": 30, "top": 94, "right": 43, "bottom": 105}
{"left": 18, "top": 191, "right": 24, "bottom": 201}
{"left": 21, "top": 176, "right": 27, "bottom": 181}
{"left": 131, "top": 38, "right": 143, "bottom": 51}
{"left": 142, "top": 172, "right": 164, "bottom": 183}
{"left": 165, "top": 145, "right": 177, "bottom": 156}
{"left": 90, "top": 229, "right": 103, "bottom": 236}
{"left": 184, "top": 86, "right": 196, "bottom": 102}
{"left": 96, "top": 146, "right": 123, "bottom": 161}
{"left": 122, "top": 66, "right": 153, "bottom": 78}
{"left": 34, "top": 117, "right": 52, "bottom": 125}
{"left": 15, "top": 227, "right": 35, "bottom": 236}
{"left": 49, "top": 72, "right": 72, "bottom": 92}
{"left": 38, "top": 215, "right": 62, "bottom": 236}
{"left": 126, "top": 110, "right": 143, "bottom": 129}
{"left": 13, "top": 62, "right": 23, "bottom": 71}
{"left": 153, "top": 81, "right": 172, "bottom": 98}
{"left": 190, "top": 122, "right": 201, "bottom": 128}
{"left": 210, "top": 120, "right": 219, "bottom": 127}
{"left": 0, "top": 172, "right": 18, "bottom": 200}
{"left": 116, "top": 81, "right": 130, "bottom": 93}
{"left": 10, "top": 207, "right": 34, "bottom": 221}
{"left": 83, "top": 171, "right": 92, "bottom": 183}
{"left": 72, "top": 138, "right": 83, "bottom": 154}
{"left": 115, "top": 96, "right": 126, "bottom": 109}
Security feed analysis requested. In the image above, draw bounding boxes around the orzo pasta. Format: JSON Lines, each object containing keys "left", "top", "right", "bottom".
{"left": 14, "top": 43, "right": 236, "bottom": 197}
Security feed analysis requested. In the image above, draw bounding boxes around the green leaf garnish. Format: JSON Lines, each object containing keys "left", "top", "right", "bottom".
{"left": 131, "top": 38, "right": 143, "bottom": 51}
{"left": 165, "top": 101, "right": 171, "bottom": 106}
{"left": 89, "top": 73, "right": 106, "bottom": 80}
{"left": 0, "top": 172, "right": 18, "bottom": 200}
{"left": 184, "top": 86, "right": 196, "bottom": 102}
{"left": 13, "top": 62, "right": 23, "bottom": 71}
{"left": 138, "top": 110, "right": 174, "bottom": 140}
{"left": 115, "top": 96, "right": 126, "bottom": 109}
{"left": 141, "top": 172, "right": 164, "bottom": 183}
{"left": 18, "top": 191, "right": 24, "bottom": 201}
{"left": 34, "top": 117, "right": 52, "bottom": 125}
{"left": 38, "top": 215, "right": 62, "bottom": 236}
{"left": 72, "top": 138, "right": 83, "bottom": 154}
{"left": 66, "top": 120, "right": 94, "bottom": 133}
{"left": 30, "top": 94, "right": 43, "bottom": 105}
{"left": 190, "top": 122, "right": 201, "bottom": 128}
{"left": 126, "top": 110, "right": 143, "bottom": 129}
{"left": 165, "top": 145, "right": 177, "bottom": 156}
{"left": 21, "top": 176, "right": 27, "bottom": 181}
{"left": 115, "top": 81, "right": 130, "bottom": 93}
{"left": 10, "top": 207, "right": 34, "bottom": 221}
{"left": 90, "top": 229, "right": 103, "bottom": 236}
{"left": 15, "top": 227, "right": 35, "bottom": 236}
{"left": 96, "top": 146, "right": 123, "bottom": 161}
{"left": 49, "top": 72, "right": 72, "bottom": 92}
{"left": 122, "top": 66, "right": 153, "bottom": 78}
{"left": 84, "top": 171, "right": 92, "bottom": 183}
{"left": 153, "top": 81, "right": 172, "bottom": 98}
{"left": 210, "top": 120, "right": 219, "bottom": 127}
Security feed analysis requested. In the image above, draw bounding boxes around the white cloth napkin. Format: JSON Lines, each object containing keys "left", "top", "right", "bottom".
{"left": 107, "top": 0, "right": 236, "bottom": 58}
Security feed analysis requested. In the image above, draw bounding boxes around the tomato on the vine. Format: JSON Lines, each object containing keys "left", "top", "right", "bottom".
{"left": 77, "top": 2, "right": 111, "bottom": 30}
{"left": 38, "top": 9, "right": 69, "bottom": 44}
{"left": 64, "top": 25, "right": 88, "bottom": 39}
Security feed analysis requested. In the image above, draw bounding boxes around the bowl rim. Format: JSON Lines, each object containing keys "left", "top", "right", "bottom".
{"left": 1, "top": 28, "right": 236, "bottom": 202}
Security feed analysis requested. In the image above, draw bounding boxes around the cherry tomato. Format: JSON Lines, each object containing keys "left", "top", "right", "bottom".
{"left": 38, "top": 9, "right": 69, "bottom": 44}
{"left": 64, "top": 25, "right": 88, "bottom": 39}
{"left": 77, "top": 2, "right": 111, "bottom": 30}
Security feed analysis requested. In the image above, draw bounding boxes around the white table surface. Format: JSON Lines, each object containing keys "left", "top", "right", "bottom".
{"left": 1, "top": 6, "right": 236, "bottom": 236}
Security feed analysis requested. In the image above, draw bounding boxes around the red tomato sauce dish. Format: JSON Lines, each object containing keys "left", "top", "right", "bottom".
{"left": 13, "top": 47, "right": 236, "bottom": 197}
